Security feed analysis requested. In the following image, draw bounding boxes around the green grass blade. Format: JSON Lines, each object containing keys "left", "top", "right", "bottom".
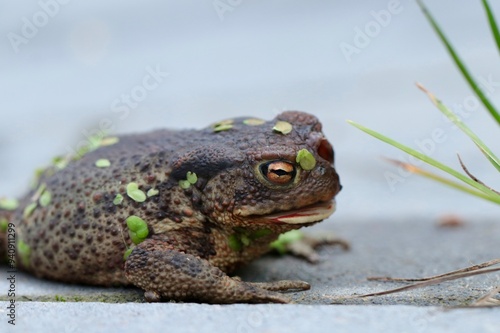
{"left": 347, "top": 120, "right": 500, "bottom": 203}
{"left": 478, "top": 146, "right": 500, "bottom": 173}
{"left": 417, "top": 0, "right": 500, "bottom": 126}
{"left": 385, "top": 159, "right": 500, "bottom": 204}
{"left": 482, "top": 0, "right": 500, "bottom": 55}
{"left": 418, "top": 83, "right": 500, "bottom": 172}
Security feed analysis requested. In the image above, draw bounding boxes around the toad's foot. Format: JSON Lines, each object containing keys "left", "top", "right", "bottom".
{"left": 125, "top": 239, "right": 299, "bottom": 304}
{"left": 271, "top": 230, "right": 350, "bottom": 263}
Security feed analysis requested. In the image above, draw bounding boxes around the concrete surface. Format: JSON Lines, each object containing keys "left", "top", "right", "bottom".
{"left": 1, "top": 303, "right": 500, "bottom": 333}
{"left": 2, "top": 0, "right": 500, "bottom": 332}
{"left": 1, "top": 218, "right": 499, "bottom": 332}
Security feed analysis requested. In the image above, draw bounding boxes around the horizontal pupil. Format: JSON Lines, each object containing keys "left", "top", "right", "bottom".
{"left": 270, "top": 169, "right": 290, "bottom": 176}
{"left": 259, "top": 161, "right": 296, "bottom": 185}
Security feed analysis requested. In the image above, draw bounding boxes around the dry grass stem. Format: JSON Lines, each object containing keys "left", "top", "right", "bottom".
{"left": 358, "top": 259, "right": 500, "bottom": 300}
{"left": 457, "top": 154, "right": 500, "bottom": 195}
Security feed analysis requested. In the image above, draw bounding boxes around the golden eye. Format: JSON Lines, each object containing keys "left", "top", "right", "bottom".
{"left": 259, "top": 161, "right": 296, "bottom": 185}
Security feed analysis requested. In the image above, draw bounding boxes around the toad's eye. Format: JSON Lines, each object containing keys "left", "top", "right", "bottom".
{"left": 259, "top": 161, "right": 296, "bottom": 185}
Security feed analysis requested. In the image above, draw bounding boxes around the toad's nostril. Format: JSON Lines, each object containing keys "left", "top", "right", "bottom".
{"left": 317, "top": 139, "right": 334, "bottom": 164}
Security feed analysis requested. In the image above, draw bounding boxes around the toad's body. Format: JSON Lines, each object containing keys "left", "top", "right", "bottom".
{"left": 0, "top": 111, "right": 341, "bottom": 303}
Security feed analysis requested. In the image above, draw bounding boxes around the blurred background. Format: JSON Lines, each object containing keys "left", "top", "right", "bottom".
{"left": 1, "top": 0, "right": 499, "bottom": 222}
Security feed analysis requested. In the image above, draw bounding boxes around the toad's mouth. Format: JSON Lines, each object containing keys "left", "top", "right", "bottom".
{"left": 262, "top": 200, "right": 336, "bottom": 225}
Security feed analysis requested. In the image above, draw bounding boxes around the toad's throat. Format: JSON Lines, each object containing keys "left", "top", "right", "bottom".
{"left": 240, "top": 201, "right": 336, "bottom": 225}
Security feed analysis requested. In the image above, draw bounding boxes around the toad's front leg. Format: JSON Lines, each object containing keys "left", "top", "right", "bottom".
{"left": 124, "top": 238, "right": 308, "bottom": 304}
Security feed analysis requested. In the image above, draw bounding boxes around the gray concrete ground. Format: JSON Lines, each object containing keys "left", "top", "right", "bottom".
{"left": 2, "top": 303, "right": 499, "bottom": 333}
{"left": 1, "top": 217, "right": 499, "bottom": 332}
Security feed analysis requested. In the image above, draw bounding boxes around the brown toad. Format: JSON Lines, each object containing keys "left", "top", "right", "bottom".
{"left": 0, "top": 111, "right": 341, "bottom": 303}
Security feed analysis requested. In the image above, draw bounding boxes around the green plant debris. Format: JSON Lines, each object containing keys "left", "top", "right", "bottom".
{"left": 101, "top": 137, "right": 119, "bottom": 146}
{"left": 147, "top": 188, "right": 159, "bottom": 197}
{"left": 17, "top": 240, "right": 31, "bottom": 267}
{"left": 273, "top": 121, "right": 293, "bottom": 134}
{"left": 123, "top": 248, "right": 133, "bottom": 260}
{"left": 0, "top": 198, "right": 19, "bottom": 211}
{"left": 32, "top": 183, "right": 47, "bottom": 202}
{"left": 39, "top": 190, "right": 52, "bottom": 207}
{"left": 243, "top": 118, "right": 265, "bottom": 126}
{"left": 126, "top": 215, "right": 149, "bottom": 245}
{"left": 270, "top": 230, "right": 304, "bottom": 254}
{"left": 186, "top": 172, "right": 198, "bottom": 185}
{"left": 250, "top": 228, "right": 272, "bottom": 239}
{"left": 54, "top": 295, "right": 67, "bottom": 302}
{"left": 179, "top": 172, "right": 198, "bottom": 189}
{"left": 113, "top": 194, "right": 124, "bottom": 205}
{"left": 74, "top": 136, "right": 102, "bottom": 160}
{"left": 126, "top": 183, "right": 146, "bottom": 203}
{"left": 227, "top": 234, "right": 242, "bottom": 251}
{"left": 52, "top": 156, "right": 69, "bottom": 170}
{"left": 296, "top": 149, "right": 316, "bottom": 171}
{"left": 95, "top": 159, "right": 111, "bottom": 168}
{"left": 213, "top": 119, "right": 234, "bottom": 132}
{"left": 178, "top": 180, "right": 191, "bottom": 189}
{"left": 227, "top": 228, "right": 272, "bottom": 252}
{"left": 240, "top": 234, "right": 251, "bottom": 246}
{"left": 0, "top": 218, "right": 8, "bottom": 232}
{"left": 23, "top": 203, "right": 37, "bottom": 218}
{"left": 213, "top": 124, "right": 233, "bottom": 132}
{"left": 73, "top": 134, "right": 118, "bottom": 160}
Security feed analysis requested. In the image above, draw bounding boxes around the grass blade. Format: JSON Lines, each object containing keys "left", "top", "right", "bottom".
{"left": 347, "top": 120, "right": 500, "bottom": 204}
{"left": 385, "top": 158, "right": 500, "bottom": 204}
{"left": 417, "top": 83, "right": 500, "bottom": 172}
{"left": 482, "top": 0, "right": 500, "bottom": 56}
{"left": 417, "top": 0, "right": 500, "bottom": 125}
